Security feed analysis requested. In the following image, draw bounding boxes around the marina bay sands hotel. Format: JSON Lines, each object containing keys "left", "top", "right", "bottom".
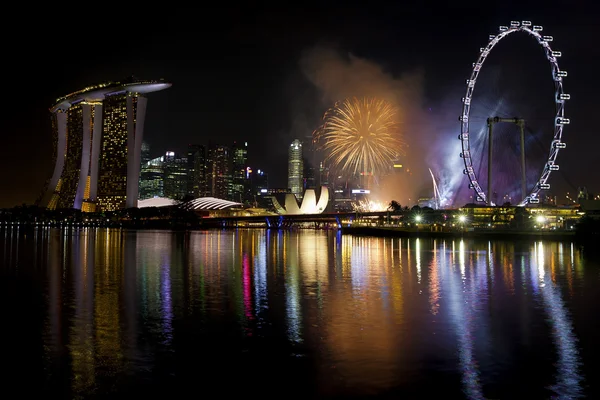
{"left": 39, "top": 77, "right": 171, "bottom": 212}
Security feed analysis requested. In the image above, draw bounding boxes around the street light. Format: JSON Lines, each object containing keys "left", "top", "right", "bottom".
{"left": 458, "top": 215, "right": 467, "bottom": 223}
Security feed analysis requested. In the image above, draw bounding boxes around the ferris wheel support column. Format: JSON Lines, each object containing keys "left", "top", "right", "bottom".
{"left": 487, "top": 118, "right": 494, "bottom": 206}
{"left": 486, "top": 117, "right": 527, "bottom": 205}
{"left": 518, "top": 119, "right": 527, "bottom": 200}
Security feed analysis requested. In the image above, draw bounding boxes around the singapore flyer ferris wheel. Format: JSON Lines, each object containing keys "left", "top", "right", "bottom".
{"left": 459, "top": 20, "right": 569, "bottom": 206}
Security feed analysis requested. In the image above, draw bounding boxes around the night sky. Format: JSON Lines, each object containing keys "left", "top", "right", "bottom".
{"left": 2, "top": 3, "right": 598, "bottom": 208}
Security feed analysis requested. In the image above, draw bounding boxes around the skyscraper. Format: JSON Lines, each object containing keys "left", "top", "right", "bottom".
{"left": 187, "top": 144, "right": 207, "bottom": 198}
{"left": 139, "top": 154, "right": 165, "bottom": 199}
{"left": 163, "top": 151, "right": 188, "bottom": 200}
{"left": 288, "top": 139, "right": 303, "bottom": 198}
{"left": 40, "top": 77, "right": 171, "bottom": 211}
{"left": 141, "top": 141, "right": 151, "bottom": 165}
{"left": 207, "top": 144, "right": 231, "bottom": 199}
{"left": 231, "top": 141, "right": 248, "bottom": 203}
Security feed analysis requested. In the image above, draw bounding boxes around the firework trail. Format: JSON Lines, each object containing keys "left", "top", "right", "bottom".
{"left": 429, "top": 168, "right": 441, "bottom": 209}
{"left": 313, "top": 97, "right": 406, "bottom": 177}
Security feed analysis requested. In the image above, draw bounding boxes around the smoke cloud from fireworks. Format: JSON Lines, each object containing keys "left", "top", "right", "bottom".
{"left": 301, "top": 45, "right": 463, "bottom": 207}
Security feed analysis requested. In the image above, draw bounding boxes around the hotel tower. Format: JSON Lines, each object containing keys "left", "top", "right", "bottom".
{"left": 39, "top": 77, "right": 171, "bottom": 212}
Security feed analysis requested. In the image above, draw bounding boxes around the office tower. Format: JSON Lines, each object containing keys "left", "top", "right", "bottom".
{"left": 187, "top": 144, "right": 207, "bottom": 198}
{"left": 141, "top": 141, "right": 151, "bottom": 165}
{"left": 139, "top": 154, "right": 165, "bottom": 199}
{"left": 40, "top": 77, "right": 171, "bottom": 211}
{"left": 231, "top": 141, "right": 248, "bottom": 203}
{"left": 163, "top": 151, "right": 188, "bottom": 200}
{"left": 288, "top": 139, "right": 303, "bottom": 198}
{"left": 207, "top": 144, "right": 231, "bottom": 199}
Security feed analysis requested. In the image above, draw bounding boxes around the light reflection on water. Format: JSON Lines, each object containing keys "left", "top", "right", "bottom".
{"left": 0, "top": 226, "right": 595, "bottom": 398}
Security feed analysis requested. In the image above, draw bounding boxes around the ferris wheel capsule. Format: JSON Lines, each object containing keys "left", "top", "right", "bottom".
{"left": 558, "top": 93, "right": 570, "bottom": 101}
{"left": 522, "top": 21, "right": 532, "bottom": 26}
{"left": 510, "top": 21, "right": 520, "bottom": 27}
{"left": 499, "top": 26, "right": 509, "bottom": 32}
{"left": 552, "top": 141, "right": 567, "bottom": 149}
{"left": 533, "top": 25, "right": 543, "bottom": 32}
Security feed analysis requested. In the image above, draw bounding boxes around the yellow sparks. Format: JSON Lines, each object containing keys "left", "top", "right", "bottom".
{"left": 313, "top": 97, "right": 405, "bottom": 177}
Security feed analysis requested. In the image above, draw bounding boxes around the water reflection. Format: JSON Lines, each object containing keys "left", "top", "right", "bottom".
{"left": 534, "top": 242, "right": 583, "bottom": 399}
{"left": 447, "top": 239, "right": 485, "bottom": 399}
{"left": 0, "top": 227, "right": 594, "bottom": 398}
{"left": 285, "top": 233, "right": 302, "bottom": 343}
{"left": 69, "top": 230, "right": 95, "bottom": 394}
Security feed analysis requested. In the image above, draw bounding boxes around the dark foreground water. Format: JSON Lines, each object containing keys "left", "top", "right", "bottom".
{"left": 1, "top": 227, "right": 599, "bottom": 399}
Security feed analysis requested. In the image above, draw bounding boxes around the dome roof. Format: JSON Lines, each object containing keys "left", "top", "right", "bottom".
{"left": 183, "top": 197, "right": 243, "bottom": 210}
{"left": 137, "top": 197, "right": 178, "bottom": 208}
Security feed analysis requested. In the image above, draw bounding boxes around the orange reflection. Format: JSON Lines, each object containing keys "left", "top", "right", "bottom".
{"left": 315, "top": 235, "right": 405, "bottom": 393}
{"left": 429, "top": 239, "right": 440, "bottom": 315}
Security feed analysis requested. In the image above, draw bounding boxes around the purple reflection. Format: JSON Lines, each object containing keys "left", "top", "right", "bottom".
{"left": 242, "top": 253, "right": 253, "bottom": 321}
{"left": 253, "top": 237, "right": 268, "bottom": 315}
{"left": 534, "top": 243, "right": 583, "bottom": 398}
{"left": 161, "top": 260, "right": 173, "bottom": 344}
{"left": 446, "top": 240, "right": 485, "bottom": 399}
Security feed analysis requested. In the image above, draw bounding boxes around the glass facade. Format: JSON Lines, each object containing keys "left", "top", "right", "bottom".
{"left": 57, "top": 104, "right": 84, "bottom": 209}
{"left": 207, "top": 144, "right": 231, "bottom": 200}
{"left": 187, "top": 144, "right": 207, "bottom": 198}
{"left": 164, "top": 152, "right": 188, "bottom": 200}
{"left": 139, "top": 155, "right": 165, "bottom": 199}
{"left": 231, "top": 141, "right": 248, "bottom": 203}
{"left": 288, "top": 139, "right": 303, "bottom": 198}
{"left": 141, "top": 141, "right": 151, "bottom": 165}
{"left": 96, "top": 93, "right": 133, "bottom": 211}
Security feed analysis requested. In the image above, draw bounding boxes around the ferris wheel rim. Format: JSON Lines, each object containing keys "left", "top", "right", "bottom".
{"left": 459, "top": 21, "right": 568, "bottom": 206}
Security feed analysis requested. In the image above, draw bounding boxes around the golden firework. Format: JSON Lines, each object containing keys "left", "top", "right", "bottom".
{"left": 313, "top": 97, "right": 405, "bottom": 177}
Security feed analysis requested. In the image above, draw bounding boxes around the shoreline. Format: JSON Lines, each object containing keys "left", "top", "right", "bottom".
{"left": 340, "top": 226, "right": 577, "bottom": 241}
{"left": 0, "top": 222, "right": 584, "bottom": 242}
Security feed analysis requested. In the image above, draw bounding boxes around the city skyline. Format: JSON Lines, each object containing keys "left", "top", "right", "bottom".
{"left": 2, "top": 4, "right": 599, "bottom": 208}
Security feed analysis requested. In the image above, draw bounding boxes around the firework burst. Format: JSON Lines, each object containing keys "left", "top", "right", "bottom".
{"left": 313, "top": 97, "right": 405, "bottom": 177}
{"left": 352, "top": 199, "right": 388, "bottom": 213}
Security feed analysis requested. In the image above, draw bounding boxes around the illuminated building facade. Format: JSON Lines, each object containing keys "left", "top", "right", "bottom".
{"left": 270, "top": 186, "right": 329, "bottom": 215}
{"left": 207, "top": 144, "right": 231, "bottom": 200}
{"left": 139, "top": 154, "right": 165, "bottom": 199}
{"left": 187, "top": 144, "right": 207, "bottom": 198}
{"left": 288, "top": 139, "right": 303, "bottom": 199}
{"left": 141, "top": 141, "right": 151, "bottom": 164}
{"left": 231, "top": 141, "right": 248, "bottom": 203}
{"left": 40, "top": 77, "right": 171, "bottom": 211}
{"left": 163, "top": 151, "right": 188, "bottom": 200}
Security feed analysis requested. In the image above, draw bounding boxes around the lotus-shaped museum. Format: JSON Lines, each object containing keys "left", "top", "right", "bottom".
{"left": 271, "top": 186, "right": 329, "bottom": 215}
